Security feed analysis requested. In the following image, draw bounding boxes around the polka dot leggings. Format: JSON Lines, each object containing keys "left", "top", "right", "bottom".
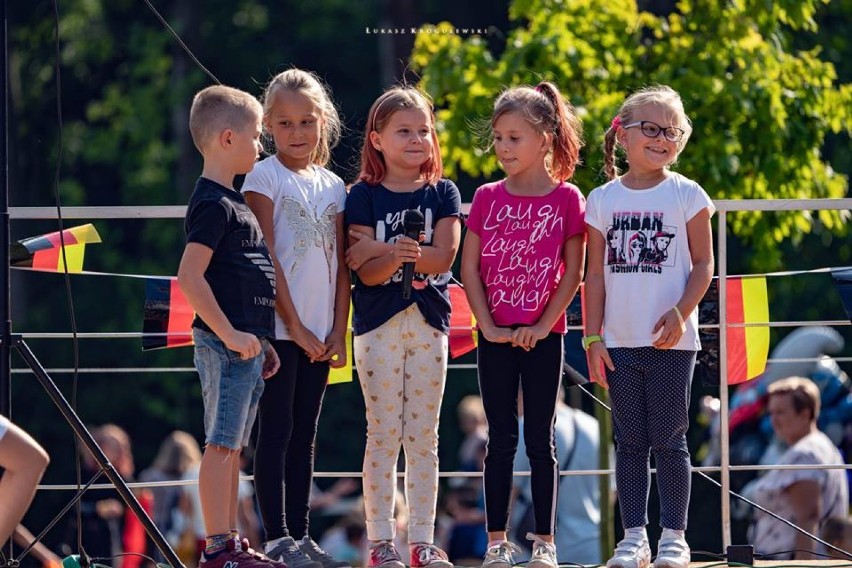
{"left": 607, "top": 347, "right": 696, "bottom": 530}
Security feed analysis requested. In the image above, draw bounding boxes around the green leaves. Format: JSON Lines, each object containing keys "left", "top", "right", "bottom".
{"left": 410, "top": 0, "right": 850, "bottom": 269}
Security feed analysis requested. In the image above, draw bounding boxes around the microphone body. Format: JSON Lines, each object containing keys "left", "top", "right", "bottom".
{"left": 401, "top": 209, "right": 425, "bottom": 300}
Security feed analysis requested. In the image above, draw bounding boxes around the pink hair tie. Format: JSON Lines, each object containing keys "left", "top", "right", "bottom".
{"left": 610, "top": 116, "right": 622, "bottom": 130}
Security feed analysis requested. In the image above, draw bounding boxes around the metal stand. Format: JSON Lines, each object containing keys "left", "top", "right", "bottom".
{"left": 1, "top": 336, "right": 185, "bottom": 568}
{"left": 0, "top": 2, "right": 183, "bottom": 567}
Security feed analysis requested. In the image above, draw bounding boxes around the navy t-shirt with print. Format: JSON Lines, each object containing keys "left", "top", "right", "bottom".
{"left": 184, "top": 177, "right": 276, "bottom": 339}
{"left": 345, "top": 179, "right": 462, "bottom": 335}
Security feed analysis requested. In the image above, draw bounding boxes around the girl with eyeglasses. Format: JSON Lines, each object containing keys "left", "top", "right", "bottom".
{"left": 583, "top": 85, "right": 715, "bottom": 568}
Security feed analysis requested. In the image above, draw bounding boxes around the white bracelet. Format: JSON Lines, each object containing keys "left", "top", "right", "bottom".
{"left": 671, "top": 306, "right": 686, "bottom": 332}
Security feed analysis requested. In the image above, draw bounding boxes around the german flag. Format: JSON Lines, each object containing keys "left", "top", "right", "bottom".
{"left": 696, "top": 276, "right": 769, "bottom": 386}
{"left": 10, "top": 224, "right": 100, "bottom": 272}
{"left": 449, "top": 284, "right": 477, "bottom": 358}
{"left": 725, "top": 276, "right": 770, "bottom": 383}
{"left": 142, "top": 278, "right": 194, "bottom": 350}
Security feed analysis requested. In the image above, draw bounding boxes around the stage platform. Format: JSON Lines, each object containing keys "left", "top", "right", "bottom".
{"left": 451, "top": 562, "right": 852, "bottom": 568}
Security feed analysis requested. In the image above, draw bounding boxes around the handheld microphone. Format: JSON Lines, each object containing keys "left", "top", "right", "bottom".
{"left": 401, "top": 209, "right": 425, "bottom": 300}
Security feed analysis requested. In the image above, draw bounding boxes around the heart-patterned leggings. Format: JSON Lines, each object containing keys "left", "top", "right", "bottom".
{"left": 355, "top": 304, "right": 448, "bottom": 544}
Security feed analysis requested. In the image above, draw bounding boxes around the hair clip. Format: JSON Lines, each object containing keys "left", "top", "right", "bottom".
{"left": 610, "top": 116, "right": 622, "bottom": 130}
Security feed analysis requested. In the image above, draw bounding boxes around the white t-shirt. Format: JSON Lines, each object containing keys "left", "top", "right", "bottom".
{"left": 748, "top": 430, "right": 849, "bottom": 558}
{"left": 585, "top": 172, "right": 715, "bottom": 350}
{"left": 242, "top": 157, "right": 347, "bottom": 341}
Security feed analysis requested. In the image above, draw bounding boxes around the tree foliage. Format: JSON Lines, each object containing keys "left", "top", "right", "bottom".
{"left": 411, "top": 0, "right": 851, "bottom": 268}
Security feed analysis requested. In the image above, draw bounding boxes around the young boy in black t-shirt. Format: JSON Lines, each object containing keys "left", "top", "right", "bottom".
{"left": 177, "top": 85, "right": 281, "bottom": 568}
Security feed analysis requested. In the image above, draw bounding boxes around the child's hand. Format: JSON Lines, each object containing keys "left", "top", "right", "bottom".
{"left": 224, "top": 330, "right": 263, "bottom": 360}
{"left": 261, "top": 343, "right": 280, "bottom": 379}
{"left": 652, "top": 307, "right": 686, "bottom": 349}
{"left": 481, "top": 325, "right": 513, "bottom": 344}
{"left": 391, "top": 236, "right": 421, "bottom": 266}
{"left": 323, "top": 332, "right": 348, "bottom": 369}
{"left": 511, "top": 325, "right": 549, "bottom": 351}
{"left": 290, "top": 323, "right": 327, "bottom": 362}
{"left": 348, "top": 226, "right": 372, "bottom": 245}
{"left": 346, "top": 229, "right": 383, "bottom": 270}
{"left": 588, "top": 342, "right": 615, "bottom": 385}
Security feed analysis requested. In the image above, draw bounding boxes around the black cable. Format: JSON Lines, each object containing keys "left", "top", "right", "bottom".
{"left": 691, "top": 550, "right": 727, "bottom": 560}
{"left": 50, "top": 1, "right": 88, "bottom": 565}
{"left": 141, "top": 0, "right": 220, "bottom": 85}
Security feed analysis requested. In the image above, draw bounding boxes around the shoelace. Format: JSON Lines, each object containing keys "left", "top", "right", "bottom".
{"left": 372, "top": 543, "right": 401, "bottom": 565}
{"left": 415, "top": 544, "right": 445, "bottom": 564}
{"left": 486, "top": 541, "right": 521, "bottom": 562}
{"left": 525, "top": 533, "right": 556, "bottom": 560}
{"left": 532, "top": 541, "right": 556, "bottom": 557}
{"left": 301, "top": 537, "right": 333, "bottom": 559}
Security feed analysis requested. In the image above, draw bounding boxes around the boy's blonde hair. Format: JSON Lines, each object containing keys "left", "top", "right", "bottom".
{"left": 261, "top": 69, "right": 342, "bottom": 167}
{"left": 189, "top": 85, "right": 262, "bottom": 153}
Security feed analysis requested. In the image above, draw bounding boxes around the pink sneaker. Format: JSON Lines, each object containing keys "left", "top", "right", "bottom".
{"left": 410, "top": 543, "right": 453, "bottom": 568}
{"left": 367, "top": 541, "right": 405, "bottom": 568}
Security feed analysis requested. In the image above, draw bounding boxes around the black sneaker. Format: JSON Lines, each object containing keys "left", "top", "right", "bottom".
{"left": 297, "top": 536, "right": 352, "bottom": 568}
{"left": 266, "top": 537, "right": 322, "bottom": 568}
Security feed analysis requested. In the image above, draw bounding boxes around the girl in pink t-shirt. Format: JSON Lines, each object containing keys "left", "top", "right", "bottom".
{"left": 460, "top": 82, "right": 586, "bottom": 567}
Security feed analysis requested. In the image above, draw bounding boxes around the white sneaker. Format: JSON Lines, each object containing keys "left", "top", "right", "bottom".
{"left": 482, "top": 541, "right": 520, "bottom": 568}
{"left": 606, "top": 534, "right": 651, "bottom": 568}
{"left": 525, "top": 533, "right": 558, "bottom": 568}
{"left": 655, "top": 532, "right": 690, "bottom": 568}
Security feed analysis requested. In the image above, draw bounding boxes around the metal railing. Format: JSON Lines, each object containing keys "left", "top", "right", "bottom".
{"left": 11, "top": 198, "right": 852, "bottom": 549}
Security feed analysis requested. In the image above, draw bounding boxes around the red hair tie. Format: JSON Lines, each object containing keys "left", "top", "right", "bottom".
{"left": 610, "top": 116, "right": 622, "bottom": 130}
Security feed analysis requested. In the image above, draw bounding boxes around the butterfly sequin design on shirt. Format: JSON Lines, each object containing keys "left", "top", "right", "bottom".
{"left": 280, "top": 196, "right": 338, "bottom": 282}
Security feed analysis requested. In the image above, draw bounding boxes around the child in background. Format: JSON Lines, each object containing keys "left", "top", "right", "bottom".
{"left": 177, "top": 84, "right": 281, "bottom": 568}
{"left": 242, "top": 68, "right": 350, "bottom": 568}
{"left": 584, "top": 85, "right": 714, "bottom": 568}
{"left": 345, "top": 87, "right": 462, "bottom": 568}
{"left": 460, "top": 82, "right": 586, "bottom": 568}
{"left": 0, "top": 416, "right": 49, "bottom": 545}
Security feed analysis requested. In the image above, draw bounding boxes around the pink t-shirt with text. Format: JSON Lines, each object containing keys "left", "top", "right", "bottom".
{"left": 466, "top": 180, "right": 586, "bottom": 333}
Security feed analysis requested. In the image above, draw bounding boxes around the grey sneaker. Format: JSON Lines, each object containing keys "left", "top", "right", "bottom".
{"left": 265, "top": 537, "right": 322, "bottom": 568}
{"left": 482, "top": 541, "right": 520, "bottom": 568}
{"left": 525, "top": 533, "right": 558, "bottom": 568}
{"left": 297, "top": 536, "right": 352, "bottom": 568}
{"left": 606, "top": 534, "right": 651, "bottom": 568}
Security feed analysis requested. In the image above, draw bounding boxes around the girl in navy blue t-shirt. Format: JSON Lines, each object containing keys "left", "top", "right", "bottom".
{"left": 344, "top": 87, "right": 461, "bottom": 568}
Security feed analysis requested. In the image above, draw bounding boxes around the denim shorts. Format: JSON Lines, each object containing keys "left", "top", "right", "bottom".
{"left": 193, "top": 328, "right": 266, "bottom": 450}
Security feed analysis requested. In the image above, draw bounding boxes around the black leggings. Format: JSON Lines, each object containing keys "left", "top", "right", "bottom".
{"left": 254, "top": 340, "right": 330, "bottom": 540}
{"left": 477, "top": 332, "right": 563, "bottom": 535}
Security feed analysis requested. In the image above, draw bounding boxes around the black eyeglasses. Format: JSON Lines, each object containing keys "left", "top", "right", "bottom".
{"left": 622, "top": 120, "right": 685, "bottom": 143}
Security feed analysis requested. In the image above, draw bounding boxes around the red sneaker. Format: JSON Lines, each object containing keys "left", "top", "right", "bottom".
{"left": 410, "top": 543, "right": 453, "bottom": 568}
{"left": 367, "top": 541, "right": 405, "bottom": 568}
{"left": 200, "top": 538, "right": 288, "bottom": 568}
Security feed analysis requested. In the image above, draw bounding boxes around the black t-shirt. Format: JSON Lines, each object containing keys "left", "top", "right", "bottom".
{"left": 184, "top": 177, "right": 276, "bottom": 339}
{"left": 345, "top": 179, "right": 462, "bottom": 335}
